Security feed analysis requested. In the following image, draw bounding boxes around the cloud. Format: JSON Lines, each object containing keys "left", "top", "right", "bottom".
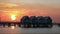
{"left": 0, "top": 0, "right": 60, "bottom": 8}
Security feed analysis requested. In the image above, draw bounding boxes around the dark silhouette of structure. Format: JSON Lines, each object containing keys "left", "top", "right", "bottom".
{"left": 0, "top": 22, "right": 20, "bottom": 27}
{"left": 37, "top": 16, "right": 44, "bottom": 27}
{"left": 44, "top": 16, "right": 52, "bottom": 27}
{"left": 20, "top": 16, "right": 53, "bottom": 28}
{"left": 29, "top": 16, "right": 37, "bottom": 28}
{"left": 20, "top": 16, "right": 30, "bottom": 28}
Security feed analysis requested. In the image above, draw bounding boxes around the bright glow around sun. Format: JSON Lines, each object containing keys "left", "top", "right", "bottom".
{"left": 11, "top": 15, "right": 16, "bottom": 21}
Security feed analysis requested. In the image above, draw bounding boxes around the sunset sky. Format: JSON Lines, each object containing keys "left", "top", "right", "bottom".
{"left": 0, "top": 0, "right": 60, "bottom": 23}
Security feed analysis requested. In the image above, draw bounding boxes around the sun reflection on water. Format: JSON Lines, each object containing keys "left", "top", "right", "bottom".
{"left": 11, "top": 26, "right": 15, "bottom": 29}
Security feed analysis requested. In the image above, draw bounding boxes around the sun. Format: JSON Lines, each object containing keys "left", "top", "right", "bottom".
{"left": 11, "top": 14, "right": 16, "bottom": 21}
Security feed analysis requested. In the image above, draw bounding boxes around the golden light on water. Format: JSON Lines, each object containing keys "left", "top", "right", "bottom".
{"left": 11, "top": 15, "right": 16, "bottom": 21}
{"left": 11, "top": 26, "right": 15, "bottom": 29}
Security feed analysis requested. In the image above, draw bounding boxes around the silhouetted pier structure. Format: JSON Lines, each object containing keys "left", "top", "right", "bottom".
{"left": 20, "top": 16, "right": 53, "bottom": 28}
{"left": 0, "top": 22, "right": 21, "bottom": 27}
{"left": 0, "top": 16, "right": 60, "bottom": 28}
{"left": 0, "top": 22, "right": 60, "bottom": 27}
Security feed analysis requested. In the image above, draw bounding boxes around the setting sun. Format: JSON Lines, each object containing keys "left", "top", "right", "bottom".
{"left": 11, "top": 15, "right": 16, "bottom": 21}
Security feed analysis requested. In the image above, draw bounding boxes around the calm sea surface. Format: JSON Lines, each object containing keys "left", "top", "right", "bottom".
{"left": 0, "top": 25, "right": 60, "bottom": 34}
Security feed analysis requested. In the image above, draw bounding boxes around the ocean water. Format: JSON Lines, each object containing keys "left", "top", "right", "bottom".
{"left": 0, "top": 25, "right": 60, "bottom": 34}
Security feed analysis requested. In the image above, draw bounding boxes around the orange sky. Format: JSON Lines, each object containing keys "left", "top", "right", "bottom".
{"left": 0, "top": 0, "right": 60, "bottom": 23}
